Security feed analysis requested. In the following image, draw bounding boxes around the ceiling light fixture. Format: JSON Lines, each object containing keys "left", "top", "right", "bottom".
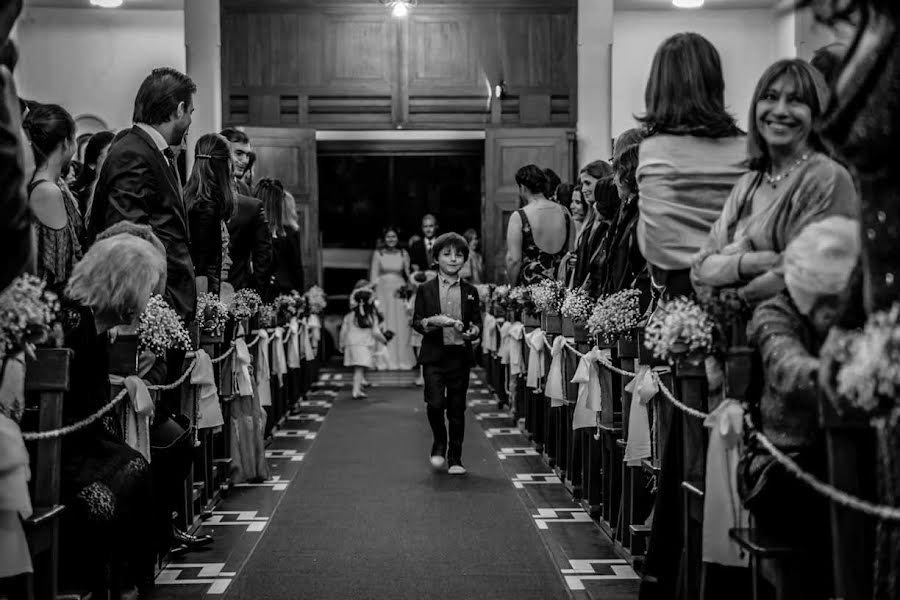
{"left": 672, "top": 0, "right": 704, "bottom": 7}
{"left": 90, "top": 0, "right": 124, "bottom": 6}
{"left": 380, "top": 0, "right": 417, "bottom": 18}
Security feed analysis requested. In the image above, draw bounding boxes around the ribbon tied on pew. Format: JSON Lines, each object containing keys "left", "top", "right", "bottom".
{"left": 0, "top": 354, "right": 33, "bottom": 577}
{"left": 287, "top": 317, "right": 302, "bottom": 369}
{"left": 109, "top": 374, "right": 154, "bottom": 462}
{"left": 255, "top": 329, "right": 272, "bottom": 407}
{"left": 544, "top": 336, "right": 568, "bottom": 407}
{"left": 524, "top": 329, "right": 547, "bottom": 391}
{"left": 497, "top": 320, "right": 514, "bottom": 365}
{"left": 307, "top": 314, "right": 322, "bottom": 352}
{"left": 482, "top": 314, "right": 497, "bottom": 354}
{"left": 191, "top": 349, "right": 224, "bottom": 431}
{"left": 506, "top": 322, "right": 526, "bottom": 376}
{"left": 571, "top": 348, "right": 608, "bottom": 430}
{"left": 623, "top": 364, "right": 662, "bottom": 466}
{"left": 271, "top": 327, "right": 288, "bottom": 383}
{"left": 232, "top": 338, "right": 255, "bottom": 397}
{"left": 299, "top": 318, "right": 315, "bottom": 361}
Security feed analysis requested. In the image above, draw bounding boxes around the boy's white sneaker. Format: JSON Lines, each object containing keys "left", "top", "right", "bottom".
{"left": 448, "top": 463, "right": 467, "bottom": 475}
{"left": 430, "top": 455, "right": 446, "bottom": 469}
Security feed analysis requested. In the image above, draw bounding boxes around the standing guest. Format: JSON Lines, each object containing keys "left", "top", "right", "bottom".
{"left": 241, "top": 150, "right": 256, "bottom": 192}
{"left": 459, "top": 228, "right": 484, "bottom": 284}
{"left": 23, "top": 103, "right": 84, "bottom": 295}
{"left": 370, "top": 226, "right": 416, "bottom": 370}
{"left": 542, "top": 167, "right": 562, "bottom": 201}
{"left": 593, "top": 128, "right": 649, "bottom": 301}
{"left": 227, "top": 178, "right": 273, "bottom": 293}
{"left": 636, "top": 33, "right": 747, "bottom": 302}
{"left": 70, "top": 130, "right": 114, "bottom": 219}
{"left": 635, "top": 32, "right": 747, "bottom": 600}
{"left": 413, "top": 233, "right": 482, "bottom": 474}
{"left": 554, "top": 183, "right": 575, "bottom": 212}
{"left": 506, "top": 164, "right": 571, "bottom": 285}
{"left": 256, "top": 178, "right": 303, "bottom": 300}
{"left": 75, "top": 131, "right": 92, "bottom": 165}
{"left": 89, "top": 66, "right": 197, "bottom": 322}
{"left": 186, "top": 133, "right": 235, "bottom": 297}
{"left": 409, "top": 213, "right": 439, "bottom": 272}
{"left": 558, "top": 184, "right": 586, "bottom": 284}
{"left": 569, "top": 160, "right": 614, "bottom": 288}
{"left": 691, "top": 59, "right": 857, "bottom": 306}
{"left": 220, "top": 127, "right": 253, "bottom": 196}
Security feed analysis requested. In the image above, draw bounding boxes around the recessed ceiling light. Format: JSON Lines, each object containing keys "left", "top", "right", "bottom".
{"left": 672, "top": 0, "right": 704, "bottom": 7}
{"left": 90, "top": 0, "right": 124, "bottom": 7}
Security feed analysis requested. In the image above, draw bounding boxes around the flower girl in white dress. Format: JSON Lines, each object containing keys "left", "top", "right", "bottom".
{"left": 340, "top": 284, "right": 388, "bottom": 398}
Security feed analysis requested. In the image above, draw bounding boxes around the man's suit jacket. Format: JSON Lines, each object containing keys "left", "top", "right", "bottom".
{"left": 89, "top": 125, "right": 196, "bottom": 322}
{"left": 409, "top": 237, "right": 438, "bottom": 272}
{"left": 227, "top": 193, "right": 273, "bottom": 292}
{"left": 412, "top": 277, "right": 482, "bottom": 367}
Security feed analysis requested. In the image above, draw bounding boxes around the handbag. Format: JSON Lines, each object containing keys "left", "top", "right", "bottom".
{"left": 150, "top": 412, "right": 192, "bottom": 451}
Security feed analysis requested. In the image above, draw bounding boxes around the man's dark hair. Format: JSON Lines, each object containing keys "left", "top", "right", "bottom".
{"left": 515, "top": 164, "right": 548, "bottom": 196}
{"left": 220, "top": 127, "right": 250, "bottom": 145}
{"left": 132, "top": 67, "right": 197, "bottom": 126}
{"left": 542, "top": 168, "right": 561, "bottom": 199}
{"left": 810, "top": 44, "right": 844, "bottom": 86}
{"left": 432, "top": 232, "right": 470, "bottom": 263}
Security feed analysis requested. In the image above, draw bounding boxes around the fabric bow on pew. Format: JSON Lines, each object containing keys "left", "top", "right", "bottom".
{"left": 299, "top": 318, "right": 315, "bottom": 361}
{"left": 624, "top": 365, "right": 660, "bottom": 466}
{"left": 287, "top": 318, "right": 302, "bottom": 369}
{"left": 233, "top": 339, "right": 254, "bottom": 397}
{"left": 307, "top": 314, "right": 322, "bottom": 351}
{"left": 544, "top": 336, "right": 568, "bottom": 407}
{"left": 110, "top": 374, "right": 153, "bottom": 462}
{"left": 482, "top": 314, "right": 497, "bottom": 354}
{"left": 255, "top": 330, "right": 271, "bottom": 408}
{"left": 191, "top": 349, "right": 224, "bottom": 430}
{"left": 271, "top": 327, "right": 287, "bottom": 383}
{"left": 524, "top": 329, "right": 547, "bottom": 391}
{"left": 571, "top": 348, "right": 608, "bottom": 430}
{"left": 0, "top": 355, "right": 32, "bottom": 577}
{"left": 502, "top": 322, "right": 525, "bottom": 376}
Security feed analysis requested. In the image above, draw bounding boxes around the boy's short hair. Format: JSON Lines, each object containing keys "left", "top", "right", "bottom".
{"left": 432, "top": 232, "right": 469, "bottom": 262}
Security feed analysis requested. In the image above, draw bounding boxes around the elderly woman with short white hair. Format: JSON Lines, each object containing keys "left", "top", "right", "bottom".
{"left": 58, "top": 231, "right": 166, "bottom": 594}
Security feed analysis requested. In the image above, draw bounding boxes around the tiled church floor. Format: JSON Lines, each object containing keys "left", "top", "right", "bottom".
{"left": 145, "top": 368, "right": 638, "bottom": 600}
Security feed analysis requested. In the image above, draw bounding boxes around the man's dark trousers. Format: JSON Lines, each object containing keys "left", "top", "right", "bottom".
{"left": 423, "top": 346, "right": 471, "bottom": 462}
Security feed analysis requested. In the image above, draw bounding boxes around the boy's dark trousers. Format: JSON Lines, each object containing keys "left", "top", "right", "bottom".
{"left": 423, "top": 346, "right": 471, "bottom": 462}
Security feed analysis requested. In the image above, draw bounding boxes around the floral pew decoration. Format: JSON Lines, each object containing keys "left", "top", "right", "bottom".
{"left": 560, "top": 287, "right": 594, "bottom": 342}
{"left": 229, "top": 288, "right": 262, "bottom": 337}
{"left": 193, "top": 293, "right": 229, "bottom": 433}
{"left": 197, "top": 292, "right": 229, "bottom": 345}
{"left": 0, "top": 275, "right": 61, "bottom": 580}
{"left": 530, "top": 279, "right": 567, "bottom": 334}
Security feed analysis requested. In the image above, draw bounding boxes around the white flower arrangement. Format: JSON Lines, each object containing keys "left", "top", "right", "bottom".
{"left": 229, "top": 288, "right": 262, "bottom": 320}
{"left": 196, "top": 292, "right": 229, "bottom": 336}
{"left": 305, "top": 286, "right": 328, "bottom": 314}
{"left": 258, "top": 303, "right": 277, "bottom": 328}
{"left": 274, "top": 292, "right": 306, "bottom": 321}
{"left": 643, "top": 296, "right": 713, "bottom": 362}
{"left": 137, "top": 294, "right": 191, "bottom": 357}
{"left": 529, "top": 279, "right": 566, "bottom": 313}
{"left": 561, "top": 288, "right": 595, "bottom": 322}
{"left": 0, "top": 274, "right": 60, "bottom": 359}
{"left": 588, "top": 289, "right": 642, "bottom": 343}
{"left": 825, "top": 303, "right": 900, "bottom": 415}
{"left": 474, "top": 284, "right": 492, "bottom": 303}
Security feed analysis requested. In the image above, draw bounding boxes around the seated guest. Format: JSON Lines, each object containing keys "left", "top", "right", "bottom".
{"left": 59, "top": 232, "right": 167, "bottom": 595}
{"left": 23, "top": 103, "right": 84, "bottom": 294}
{"left": 636, "top": 33, "right": 747, "bottom": 302}
{"left": 591, "top": 128, "right": 649, "bottom": 303}
{"left": 691, "top": 59, "right": 858, "bottom": 306}
{"left": 742, "top": 216, "right": 860, "bottom": 600}
{"left": 70, "top": 130, "right": 114, "bottom": 219}
{"left": 257, "top": 178, "right": 304, "bottom": 301}
{"left": 459, "top": 228, "right": 484, "bottom": 284}
{"left": 506, "top": 165, "right": 571, "bottom": 285}
{"left": 570, "top": 160, "right": 615, "bottom": 289}
{"left": 186, "top": 133, "right": 235, "bottom": 296}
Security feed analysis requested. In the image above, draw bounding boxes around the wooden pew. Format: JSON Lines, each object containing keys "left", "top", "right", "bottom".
{"left": 597, "top": 339, "right": 622, "bottom": 537}
{"left": 21, "top": 348, "right": 72, "bottom": 600}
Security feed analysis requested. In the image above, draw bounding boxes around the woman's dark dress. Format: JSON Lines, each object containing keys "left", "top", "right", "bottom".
{"left": 188, "top": 195, "right": 223, "bottom": 296}
{"left": 264, "top": 228, "right": 304, "bottom": 302}
{"left": 516, "top": 208, "right": 571, "bottom": 286}
{"left": 59, "top": 308, "right": 154, "bottom": 588}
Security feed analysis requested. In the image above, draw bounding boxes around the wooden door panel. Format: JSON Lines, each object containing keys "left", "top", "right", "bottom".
{"left": 484, "top": 127, "right": 573, "bottom": 283}
{"left": 243, "top": 127, "right": 319, "bottom": 287}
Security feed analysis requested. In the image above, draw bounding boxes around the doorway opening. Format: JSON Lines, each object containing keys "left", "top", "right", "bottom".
{"left": 317, "top": 139, "right": 484, "bottom": 303}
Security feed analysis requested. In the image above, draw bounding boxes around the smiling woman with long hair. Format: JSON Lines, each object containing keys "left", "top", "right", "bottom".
{"left": 185, "top": 133, "right": 235, "bottom": 296}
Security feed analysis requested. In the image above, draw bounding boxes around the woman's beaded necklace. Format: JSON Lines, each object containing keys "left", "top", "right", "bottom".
{"left": 765, "top": 152, "right": 811, "bottom": 188}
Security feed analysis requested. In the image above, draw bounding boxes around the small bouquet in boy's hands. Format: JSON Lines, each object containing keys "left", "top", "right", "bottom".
{"left": 0, "top": 274, "right": 61, "bottom": 359}
{"left": 643, "top": 296, "right": 713, "bottom": 363}
{"left": 305, "top": 285, "right": 328, "bottom": 314}
{"left": 229, "top": 288, "right": 262, "bottom": 320}
{"left": 196, "top": 292, "right": 229, "bottom": 336}
{"left": 588, "top": 289, "right": 642, "bottom": 344}
{"left": 137, "top": 294, "right": 192, "bottom": 357}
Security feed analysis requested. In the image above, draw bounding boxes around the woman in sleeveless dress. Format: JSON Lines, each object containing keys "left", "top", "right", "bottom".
{"left": 23, "top": 103, "right": 84, "bottom": 296}
{"left": 506, "top": 164, "right": 571, "bottom": 285}
{"left": 370, "top": 227, "right": 417, "bottom": 370}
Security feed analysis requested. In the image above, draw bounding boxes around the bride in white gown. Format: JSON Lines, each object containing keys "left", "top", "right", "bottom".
{"left": 370, "top": 228, "right": 417, "bottom": 370}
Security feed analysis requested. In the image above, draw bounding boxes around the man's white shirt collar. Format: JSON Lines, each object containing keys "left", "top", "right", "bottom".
{"left": 135, "top": 122, "right": 170, "bottom": 155}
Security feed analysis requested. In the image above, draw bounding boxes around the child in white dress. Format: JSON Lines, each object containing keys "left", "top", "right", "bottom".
{"left": 340, "top": 284, "right": 387, "bottom": 398}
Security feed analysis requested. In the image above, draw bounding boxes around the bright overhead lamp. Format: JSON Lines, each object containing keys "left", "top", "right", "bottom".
{"left": 380, "top": 0, "right": 417, "bottom": 18}
{"left": 90, "top": 0, "right": 124, "bottom": 6}
{"left": 672, "top": 0, "right": 704, "bottom": 7}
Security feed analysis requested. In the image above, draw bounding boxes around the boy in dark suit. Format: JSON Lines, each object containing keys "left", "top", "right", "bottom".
{"left": 413, "top": 233, "right": 482, "bottom": 474}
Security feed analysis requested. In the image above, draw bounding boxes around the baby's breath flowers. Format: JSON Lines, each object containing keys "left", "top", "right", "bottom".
{"left": 0, "top": 274, "right": 60, "bottom": 359}
{"left": 305, "top": 286, "right": 328, "bottom": 314}
{"left": 196, "top": 293, "right": 229, "bottom": 336}
{"left": 229, "top": 288, "right": 262, "bottom": 320}
{"left": 588, "top": 289, "right": 642, "bottom": 344}
{"left": 529, "top": 279, "right": 567, "bottom": 313}
{"left": 561, "top": 288, "right": 595, "bottom": 322}
{"left": 643, "top": 296, "right": 713, "bottom": 362}
{"left": 258, "top": 303, "right": 277, "bottom": 328}
{"left": 137, "top": 295, "right": 191, "bottom": 357}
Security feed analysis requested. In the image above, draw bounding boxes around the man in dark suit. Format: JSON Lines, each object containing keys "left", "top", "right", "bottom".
{"left": 220, "top": 127, "right": 253, "bottom": 196}
{"left": 227, "top": 191, "right": 272, "bottom": 292}
{"left": 413, "top": 232, "right": 482, "bottom": 475}
{"left": 409, "top": 213, "right": 438, "bottom": 272}
{"left": 90, "top": 67, "right": 197, "bottom": 322}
